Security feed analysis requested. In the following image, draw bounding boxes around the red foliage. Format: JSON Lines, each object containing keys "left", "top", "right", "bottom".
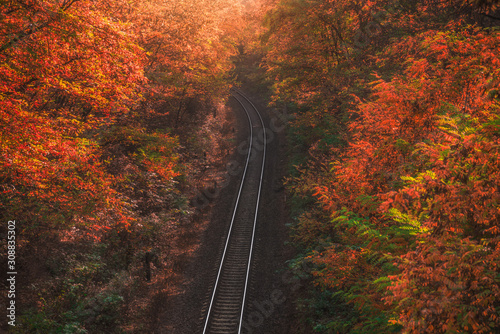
{"left": 0, "top": 0, "right": 238, "bottom": 235}
{"left": 266, "top": 0, "right": 500, "bottom": 331}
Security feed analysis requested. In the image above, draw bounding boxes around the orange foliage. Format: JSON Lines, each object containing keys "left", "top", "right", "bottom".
{"left": 1, "top": 0, "right": 239, "bottom": 235}
{"left": 266, "top": 0, "right": 500, "bottom": 331}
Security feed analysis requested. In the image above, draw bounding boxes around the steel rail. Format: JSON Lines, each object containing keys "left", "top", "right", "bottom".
{"left": 232, "top": 88, "right": 267, "bottom": 334}
{"left": 202, "top": 90, "right": 254, "bottom": 334}
{"left": 201, "top": 88, "right": 267, "bottom": 334}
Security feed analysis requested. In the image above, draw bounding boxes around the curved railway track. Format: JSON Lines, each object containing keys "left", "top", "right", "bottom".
{"left": 202, "top": 88, "right": 267, "bottom": 334}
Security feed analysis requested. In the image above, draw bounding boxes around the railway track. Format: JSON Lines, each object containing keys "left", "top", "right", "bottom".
{"left": 201, "top": 88, "right": 267, "bottom": 334}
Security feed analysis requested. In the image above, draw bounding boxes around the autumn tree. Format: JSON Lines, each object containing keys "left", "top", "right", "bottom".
{"left": 1, "top": 0, "right": 243, "bottom": 331}
{"left": 1, "top": 0, "right": 145, "bottom": 234}
{"left": 263, "top": 0, "right": 500, "bottom": 332}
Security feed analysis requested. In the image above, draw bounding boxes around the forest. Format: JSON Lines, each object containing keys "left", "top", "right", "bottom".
{"left": 263, "top": 0, "right": 500, "bottom": 332}
{"left": 1, "top": 0, "right": 500, "bottom": 333}
{"left": 0, "top": 0, "right": 244, "bottom": 331}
